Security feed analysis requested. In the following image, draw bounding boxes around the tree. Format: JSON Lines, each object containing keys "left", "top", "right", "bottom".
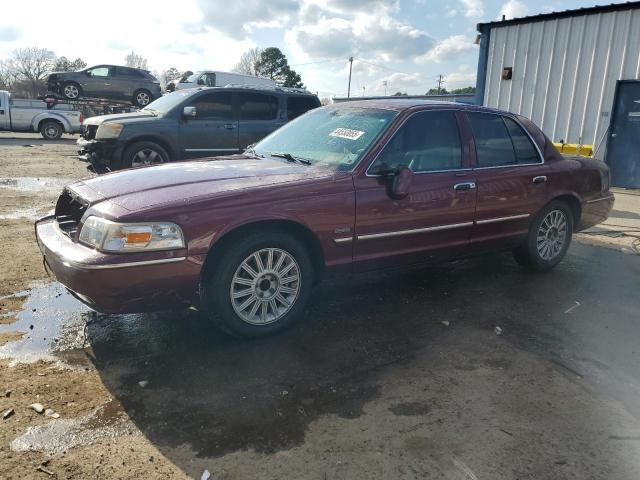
{"left": 53, "top": 56, "right": 86, "bottom": 72}
{"left": 1, "top": 47, "right": 56, "bottom": 97}
{"left": 233, "top": 47, "right": 263, "bottom": 76}
{"left": 125, "top": 51, "right": 149, "bottom": 70}
{"left": 426, "top": 87, "right": 449, "bottom": 95}
{"left": 255, "top": 47, "right": 304, "bottom": 88}
{"left": 392, "top": 91, "right": 408, "bottom": 96}
{"left": 159, "top": 67, "right": 182, "bottom": 91}
{"left": 450, "top": 86, "right": 476, "bottom": 94}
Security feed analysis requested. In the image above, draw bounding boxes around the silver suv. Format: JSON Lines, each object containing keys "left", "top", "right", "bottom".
{"left": 47, "top": 65, "right": 161, "bottom": 107}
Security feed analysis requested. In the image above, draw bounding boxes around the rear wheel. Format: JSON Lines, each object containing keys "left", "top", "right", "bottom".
{"left": 61, "top": 82, "right": 82, "bottom": 100}
{"left": 120, "top": 141, "right": 169, "bottom": 169}
{"left": 40, "top": 121, "right": 63, "bottom": 140}
{"left": 513, "top": 200, "right": 573, "bottom": 271}
{"left": 201, "top": 231, "right": 313, "bottom": 338}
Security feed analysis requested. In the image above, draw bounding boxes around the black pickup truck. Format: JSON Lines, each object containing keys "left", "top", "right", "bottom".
{"left": 78, "top": 86, "right": 320, "bottom": 172}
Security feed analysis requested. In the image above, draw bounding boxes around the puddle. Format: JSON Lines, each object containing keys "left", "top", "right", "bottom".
{"left": 0, "top": 207, "right": 42, "bottom": 220}
{"left": 10, "top": 401, "right": 134, "bottom": 454}
{"left": 0, "top": 282, "right": 90, "bottom": 365}
{"left": 0, "top": 177, "right": 73, "bottom": 193}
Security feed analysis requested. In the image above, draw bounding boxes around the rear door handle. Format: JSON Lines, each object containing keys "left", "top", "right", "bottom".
{"left": 224, "top": 123, "right": 237, "bottom": 130}
{"left": 453, "top": 182, "right": 476, "bottom": 191}
{"left": 532, "top": 176, "right": 547, "bottom": 184}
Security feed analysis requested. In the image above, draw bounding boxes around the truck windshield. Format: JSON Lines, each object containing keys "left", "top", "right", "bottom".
{"left": 253, "top": 106, "right": 397, "bottom": 171}
{"left": 142, "top": 91, "right": 194, "bottom": 115}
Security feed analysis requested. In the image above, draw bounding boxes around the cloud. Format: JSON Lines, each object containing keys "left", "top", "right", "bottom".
{"left": 420, "top": 35, "right": 476, "bottom": 63}
{"left": 461, "top": 0, "right": 484, "bottom": 18}
{"left": 369, "top": 72, "right": 426, "bottom": 95}
{"left": 497, "top": 0, "right": 529, "bottom": 19}
{"left": 289, "top": 14, "right": 435, "bottom": 62}
{"left": 196, "top": 0, "right": 299, "bottom": 39}
{"left": 444, "top": 70, "right": 477, "bottom": 88}
{"left": 0, "top": 26, "right": 22, "bottom": 42}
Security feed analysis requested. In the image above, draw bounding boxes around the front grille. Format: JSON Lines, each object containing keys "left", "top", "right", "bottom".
{"left": 82, "top": 125, "right": 98, "bottom": 140}
{"left": 55, "top": 189, "right": 88, "bottom": 240}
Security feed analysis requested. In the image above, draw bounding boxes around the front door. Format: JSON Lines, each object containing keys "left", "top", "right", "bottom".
{"left": 353, "top": 110, "right": 477, "bottom": 271}
{"left": 180, "top": 91, "right": 239, "bottom": 158}
{"left": 466, "top": 112, "right": 550, "bottom": 244}
{"left": 82, "top": 66, "right": 111, "bottom": 97}
{"left": 237, "top": 92, "right": 284, "bottom": 149}
{"left": 606, "top": 80, "right": 640, "bottom": 189}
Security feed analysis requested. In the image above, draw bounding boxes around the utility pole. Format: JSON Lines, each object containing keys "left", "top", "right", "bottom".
{"left": 347, "top": 56, "right": 354, "bottom": 98}
{"left": 436, "top": 74, "right": 445, "bottom": 95}
{"left": 383, "top": 80, "right": 388, "bottom": 96}
{"left": 362, "top": 86, "right": 366, "bottom": 97}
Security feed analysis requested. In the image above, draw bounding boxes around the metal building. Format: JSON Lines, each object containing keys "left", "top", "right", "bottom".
{"left": 475, "top": 2, "right": 640, "bottom": 187}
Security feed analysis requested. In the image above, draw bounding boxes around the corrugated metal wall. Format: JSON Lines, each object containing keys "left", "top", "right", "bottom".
{"left": 483, "top": 8, "right": 640, "bottom": 158}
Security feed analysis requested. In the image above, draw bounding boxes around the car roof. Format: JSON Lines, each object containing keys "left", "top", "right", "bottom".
{"left": 332, "top": 98, "right": 507, "bottom": 115}
{"left": 183, "top": 86, "right": 318, "bottom": 97}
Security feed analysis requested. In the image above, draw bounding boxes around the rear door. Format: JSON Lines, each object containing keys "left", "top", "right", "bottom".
{"left": 286, "top": 96, "right": 320, "bottom": 121}
{"left": 179, "top": 91, "right": 239, "bottom": 157}
{"left": 353, "top": 110, "right": 477, "bottom": 270}
{"left": 237, "top": 92, "right": 283, "bottom": 149}
{"left": 466, "top": 112, "right": 550, "bottom": 244}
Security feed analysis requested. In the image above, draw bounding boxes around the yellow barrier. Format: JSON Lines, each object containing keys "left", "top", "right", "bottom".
{"left": 553, "top": 143, "right": 593, "bottom": 157}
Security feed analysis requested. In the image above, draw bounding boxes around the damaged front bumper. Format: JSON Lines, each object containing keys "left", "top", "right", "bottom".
{"left": 77, "top": 138, "right": 122, "bottom": 173}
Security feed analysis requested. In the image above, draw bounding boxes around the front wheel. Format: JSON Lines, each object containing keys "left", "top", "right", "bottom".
{"left": 133, "top": 89, "right": 152, "bottom": 107}
{"left": 61, "top": 82, "right": 81, "bottom": 100}
{"left": 201, "top": 231, "right": 314, "bottom": 338}
{"left": 120, "top": 141, "right": 169, "bottom": 169}
{"left": 513, "top": 201, "right": 573, "bottom": 271}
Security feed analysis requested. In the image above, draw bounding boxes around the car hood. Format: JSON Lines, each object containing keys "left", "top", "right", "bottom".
{"left": 83, "top": 111, "right": 157, "bottom": 126}
{"left": 69, "top": 156, "right": 336, "bottom": 212}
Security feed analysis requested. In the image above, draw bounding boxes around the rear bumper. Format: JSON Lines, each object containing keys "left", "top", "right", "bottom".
{"left": 35, "top": 216, "right": 204, "bottom": 313}
{"left": 578, "top": 193, "right": 615, "bottom": 230}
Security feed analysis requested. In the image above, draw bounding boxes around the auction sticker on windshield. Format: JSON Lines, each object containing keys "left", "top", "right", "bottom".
{"left": 330, "top": 128, "right": 365, "bottom": 140}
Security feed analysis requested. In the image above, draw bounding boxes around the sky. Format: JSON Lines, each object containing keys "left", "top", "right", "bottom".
{"left": 0, "top": 0, "right": 629, "bottom": 98}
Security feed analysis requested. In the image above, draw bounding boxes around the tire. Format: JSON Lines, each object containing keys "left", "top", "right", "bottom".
{"left": 133, "top": 89, "right": 152, "bottom": 107}
{"left": 513, "top": 200, "right": 573, "bottom": 272}
{"left": 201, "top": 231, "right": 314, "bottom": 338}
{"left": 40, "top": 121, "right": 63, "bottom": 140}
{"left": 61, "top": 82, "right": 82, "bottom": 100}
{"left": 120, "top": 141, "right": 169, "bottom": 169}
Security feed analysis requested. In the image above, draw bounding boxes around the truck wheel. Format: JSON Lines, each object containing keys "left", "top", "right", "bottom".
{"left": 121, "top": 141, "right": 169, "bottom": 169}
{"left": 133, "top": 89, "right": 152, "bottom": 107}
{"left": 201, "top": 231, "right": 314, "bottom": 338}
{"left": 513, "top": 201, "right": 573, "bottom": 272}
{"left": 62, "top": 82, "right": 82, "bottom": 100}
{"left": 40, "top": 121, "right": 63, "bottom": 140}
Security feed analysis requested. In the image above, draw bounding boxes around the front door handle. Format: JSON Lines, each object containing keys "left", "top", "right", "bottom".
{"left": 224, "top": 123, "right": 237, "bottom": 130}
{"left": 454, "top": 182, "right": 476, "bottom": 191}
{"left": 532, "top": 175, "right": 547, "bottom": 184}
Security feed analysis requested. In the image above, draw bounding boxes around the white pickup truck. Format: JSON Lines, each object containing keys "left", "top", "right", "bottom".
{"left": 0, "top": 90, "right": 83, "bottom": 140}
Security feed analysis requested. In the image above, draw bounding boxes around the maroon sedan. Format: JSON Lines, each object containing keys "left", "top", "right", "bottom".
{"left": 36, "top": 100, "right": 614, "bottom": 337}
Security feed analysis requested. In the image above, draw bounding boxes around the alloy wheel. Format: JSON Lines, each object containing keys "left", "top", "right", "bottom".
{"left": 136, "top": 92, "right": 150, "bottom": 106}
{"left": 536, "top": 209, "right": 568, "bottom": 260}
{"left": 64, "top": 85, "right": 79, "bottom": 99}
{"left": 230, "top": 248, "right": 301, "bottom": 325}
{"left": 131, "top": 148, "right": 162, "bottom": 167}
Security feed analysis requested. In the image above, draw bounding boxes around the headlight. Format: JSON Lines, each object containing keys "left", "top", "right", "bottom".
{"left": 95, "top": 123, "right": 124, "bottom": 140}
{"left": 79, "top": 216, "right": 185, "bottom": 252}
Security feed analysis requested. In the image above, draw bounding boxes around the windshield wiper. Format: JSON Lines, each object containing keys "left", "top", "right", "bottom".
{"left": 270, "top": 152, "right": 311, "bottom": 165}
{"left": 244, "top": 144, "right": 264, "bottom": 158}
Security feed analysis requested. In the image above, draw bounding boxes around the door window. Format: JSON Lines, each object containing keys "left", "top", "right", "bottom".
{"left": 370, "top": 111, "right": 463, "bottom": 173}
{"left": 287, "top": 96, "right": 319, "bottom": 120}
{"left": 191, "top": 92, "right": 233, "bottom": 120}
{"left": 468, "top": 112, "right": 516, "bottom": 167}
{"left": 239, "top": 93, "right": 278, "bottom": 120}
{"left": 503, "top": 117, "right": 541, "bottom": 164}
{"left": 88, "top": 67, "right": 110, "bottom": 77}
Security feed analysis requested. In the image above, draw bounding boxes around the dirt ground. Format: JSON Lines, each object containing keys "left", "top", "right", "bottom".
{"left": 1, "top": 132, "right": 640, "bottom": 479}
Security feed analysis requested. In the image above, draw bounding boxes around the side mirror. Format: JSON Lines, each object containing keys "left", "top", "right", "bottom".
{"left": 183, "top": 106, "right": 197, "bottom": 118}
{"left": 388, "top": 167, "right": 413, "bottom": 199}
{"left": 85, "top": 71, "right": 92, "bottom": 76}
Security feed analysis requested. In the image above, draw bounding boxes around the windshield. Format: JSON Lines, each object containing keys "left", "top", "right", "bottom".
{"left": 253, "top": 106, "right": 397, "bottom": 170}
{"left": 142, "top": 91, "right": 195, "bottom": 114}
{"left": 185, "top": 73, "right": 201, "bottom": 83}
